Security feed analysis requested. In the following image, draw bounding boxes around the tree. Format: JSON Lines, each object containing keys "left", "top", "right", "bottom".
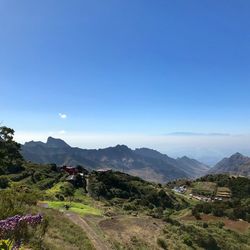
{"left": 0, "top": 126, "right": 23, "bottom": 173}
{"left": 0, "top": 176, "right": 9, "bottom": 189}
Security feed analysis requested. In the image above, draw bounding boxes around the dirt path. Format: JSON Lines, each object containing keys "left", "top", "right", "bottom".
{"left": 65, "top": 212, "right": 111, "bottom": 250}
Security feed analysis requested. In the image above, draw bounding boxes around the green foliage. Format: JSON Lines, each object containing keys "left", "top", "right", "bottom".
{"left": 198, "top": 174, "right": 250, "bottom": 199}
{"left": 0, "top": 126, "right": 24, "bottom": 174}
{"left": 33, "top": 207, "right": 94, "bottom": 250}
{"left": 0, "top": 185, "right": 47, "bottom": 249}
{"left": 192, "top": 198, "right": 250, "bottom": 221}
{"left": 88, "top": 171, "right": 182, "bottom": 217}
{"left": 157, "top": 238, "right": 168, "bottom": 249}
{"left": 192, "top": 207, "right": 201, "bottom": 220}
{"left": 162, "top": 221, "right": 250, "bottom": 250}
{"left": 191, "top": 175, "right": 250, "bottom": 222}
{"left": 192, "top": 181, "right": 217, "bottom": 196}
{"left": 44, "top": 201, "right": 101, "bottom": 216}
{"left": 60, "top": 182, "right": 75, "bottom": 197}
{"left": 0, "top": 176, "right": 9, "bottom": 189}
{"left": 0, "top": 185, "right": 40, "bottom": 219}
{"left": 183, "top": 234, "right": 193, "bottom": 246}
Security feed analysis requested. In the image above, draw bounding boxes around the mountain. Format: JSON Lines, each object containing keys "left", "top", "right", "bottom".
{"left": 209, "top": 152, "right": 250, "bottom": 177}
{"left": 176, "top": 156, "right": 210, "bottom": 178}
{"left": 21, "top": 137, "right": 209, "bottom": 183}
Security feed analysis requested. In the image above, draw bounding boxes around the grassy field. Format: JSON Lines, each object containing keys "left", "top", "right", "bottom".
{"left": 36, "top": 207, "right": 95, "bottom": 250}
{"left": 192, "top": 181, "right": 217, "bottom": 195}
{"left": 44, "top": 201, "right": 102, "bottom": 216}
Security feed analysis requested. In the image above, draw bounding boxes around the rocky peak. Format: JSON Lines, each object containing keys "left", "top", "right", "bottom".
{"left": 46, "top": 137, "right": 70, "bottom": 148}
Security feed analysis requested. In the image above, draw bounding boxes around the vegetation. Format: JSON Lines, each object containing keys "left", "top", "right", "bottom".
{"left": 0, "top": 126, "right": 24, "bottom": 175}
{"left": 88, "top": 170, "right": 186, "bottom": 218}
{"left": 192, "top": 181, "right": 217, "bottom": 196}
{"left": 34, "top": 207, "right": 94, "bottom": 250}
{"left": 1, "top": 126, "right": 250, "bottom": 249}
{"left": 45, "top": 201, "right": 101, "bottom": 216}
{"left": 192, "top": 174, "right": 250, "bottom": 221}
{"left": 197, "top": 174, "right": 250, "bottom": 199}
{"left": 160, "top": 221, "right": 250, "bottom": 250}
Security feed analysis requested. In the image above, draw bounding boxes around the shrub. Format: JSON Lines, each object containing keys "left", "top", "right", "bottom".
{"left": 216, "top": 221, "right": 225, "bottom": 229}
{"left": 157, "top": 238, "right": 168, "bottom": 249}
{"left": 183, "top": 235, "right": 193, "bottom": 246}
{"left": 0, "top": 176, "right": 9, "bottom": 189}
{"left": 202, "top": 222, "right": 208, "bottom": 228}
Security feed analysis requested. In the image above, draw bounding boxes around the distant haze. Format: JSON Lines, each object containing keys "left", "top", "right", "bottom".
{"left": 15, "top": 131, "right": 250, "bottom": 165}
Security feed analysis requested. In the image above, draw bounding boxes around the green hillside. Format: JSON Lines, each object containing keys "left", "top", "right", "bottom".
{"left": 1, "top": 126, "right": 250, "bottom": 250}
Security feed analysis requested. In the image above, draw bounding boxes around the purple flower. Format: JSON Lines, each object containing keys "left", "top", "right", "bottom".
{"left": 0, "top": 214, "right": 43, "bottom": 238}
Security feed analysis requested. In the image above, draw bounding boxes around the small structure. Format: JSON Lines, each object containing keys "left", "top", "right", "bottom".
{"left": 62, "top": 166, "right": 79, "bottom": 175}
{"left": 172, "top": 185, "right": 187, "bottom": 194}
{"left": 66, "top": 175, "right": 76, "bottom": 182}
{"left": 96, "top": 168, "right": 112, "bottom": 172}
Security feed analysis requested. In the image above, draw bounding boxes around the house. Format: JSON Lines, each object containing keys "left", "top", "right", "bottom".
{"left": 172, "top": 185, "right": 187, "bottom": 194}
{"left": 62, "top": 166, "right": 79, "bottom": 175}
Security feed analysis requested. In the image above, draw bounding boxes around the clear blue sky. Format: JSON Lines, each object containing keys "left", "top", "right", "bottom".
{"left": 1, "top": 1, "right": 250, "bottom": 161}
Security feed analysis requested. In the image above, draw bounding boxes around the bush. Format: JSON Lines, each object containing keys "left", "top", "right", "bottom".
{"left": 60, "top": 182, "right": 75, "bottom": 197}
{"left": 192, "top": 208, "right": 201, "bottom": 220}
{"left": 195, "top": 234, "right": 219, "bottom": 250}
{"left": 202, "top": 222, "right": 208, "bottom": 228}
{"left": 0, "top": 176, "right": 9, "bottom": 189}
{"left": 216, "top": 221, "right": 225, "bottom": 229}
{"left": 183, "top": 235, "right": 193, "bottom": 246}
{"left": 157, "top": 238, "right": 168, "bottom": 249}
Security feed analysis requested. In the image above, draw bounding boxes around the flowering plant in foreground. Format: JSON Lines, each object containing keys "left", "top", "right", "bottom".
{"left": 0, "top": 214, "right": 43, "bottom": 249}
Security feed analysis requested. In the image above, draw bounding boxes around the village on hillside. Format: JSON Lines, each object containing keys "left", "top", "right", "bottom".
{"left": 172, "top": 181, "right": 231, "bottom": 202}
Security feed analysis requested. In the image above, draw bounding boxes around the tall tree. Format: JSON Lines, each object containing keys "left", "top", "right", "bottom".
{"left": 0, "top": 126, "right": 23, "bottom": 173}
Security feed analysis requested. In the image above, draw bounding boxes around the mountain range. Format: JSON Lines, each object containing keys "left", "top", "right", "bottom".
{"left": 209, "top": 152, "right": 250, "bottom": 177}
{"left": 21, "top": 137, "right": 209, "bottom": 183}
{"left": 21, "top": 137, "right": 250, "bottom": 182}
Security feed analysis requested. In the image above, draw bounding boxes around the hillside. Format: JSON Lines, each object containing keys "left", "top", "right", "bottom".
{"left": 209, "top": 152, "right": 250, "bottom": 177}
{"left": 21, "top": 137, "right": 209, "bottom": 182}
{"left": 1, "top": 127, "right": 250, "bottom": 250}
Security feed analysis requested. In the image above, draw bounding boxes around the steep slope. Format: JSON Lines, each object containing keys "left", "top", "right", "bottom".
{"left": 135, "top": 148, "right": 209, "bottom": 178}
{"left": 21, "top": 138, "right": 208, "bottom": 182}
{"left": 209, "top": 152, "right": 250, "bottom": 177}
{"left": 176, "top": 156, "right": 210, "bottom": 178}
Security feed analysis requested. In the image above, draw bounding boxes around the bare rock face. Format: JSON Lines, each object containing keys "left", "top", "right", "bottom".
{"left": 209, "top": 153, "right": 250, "bottom": 177}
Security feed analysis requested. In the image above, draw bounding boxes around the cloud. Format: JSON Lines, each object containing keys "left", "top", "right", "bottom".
{"left": 59, "top": 113, "right": 67, "bottom": 119}
{"left": 58, "top": 130, "right": 66, "bottom": 134}
{"left": 167, "top": 132, "right": 230, "bottom": 136}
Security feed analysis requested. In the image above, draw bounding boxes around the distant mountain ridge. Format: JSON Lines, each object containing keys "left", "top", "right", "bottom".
{"left": 21, "top": 137, "right": 209, "bottom": 183}
{"left": 209, "top": 152, "right": 250, "bottom": 177}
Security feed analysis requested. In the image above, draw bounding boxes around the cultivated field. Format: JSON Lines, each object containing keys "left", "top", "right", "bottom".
{"left": 192, "top": 181, "right": 217, "bottom": 196}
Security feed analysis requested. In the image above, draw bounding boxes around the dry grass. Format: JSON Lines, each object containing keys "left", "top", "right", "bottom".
{"left": 181, "top": 213, "right": 250, "bottom": 233}
{"left": 99, "top": 215, "right": 165, "bottom": 249}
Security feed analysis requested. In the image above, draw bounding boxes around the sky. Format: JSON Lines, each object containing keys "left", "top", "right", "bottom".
{"left": 1, "top": 1, "right": 250, "bottom": 164}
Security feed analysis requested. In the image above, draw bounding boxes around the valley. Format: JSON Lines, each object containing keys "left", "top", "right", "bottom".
{"left": 1, "top": 126, "right": 250, "bottom": 250}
